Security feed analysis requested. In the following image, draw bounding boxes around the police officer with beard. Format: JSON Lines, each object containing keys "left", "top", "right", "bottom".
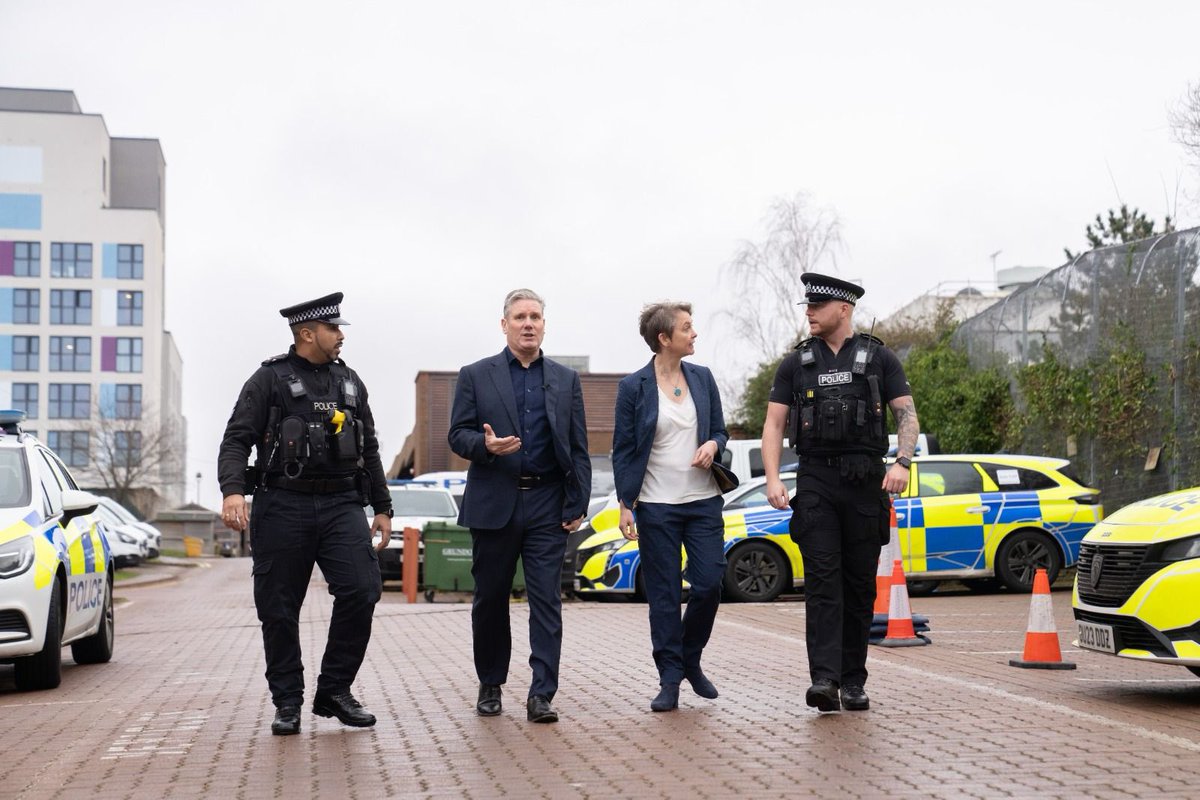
{"left": 218, "top": 292, "right": 392, "bottom": 736}
{"left": 760, "top": 273, "right": 919, "bottom": 713}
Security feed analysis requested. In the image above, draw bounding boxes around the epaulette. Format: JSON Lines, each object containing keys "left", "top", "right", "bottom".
{"left": 261, "top": 353, "right": 289, "bottom": 366}
{"left": 794, "top": 336, "right": 814, "bottom": 350}
{"left": 858, "top": 333, "right": 886, "bottom": 347}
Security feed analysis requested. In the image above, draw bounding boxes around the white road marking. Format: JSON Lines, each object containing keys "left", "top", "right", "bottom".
{"left": 102, "top": 710, "right": 209, "bottom": 760}
{"left": 717, "top": 618, "right": 1200, "bottom": 754}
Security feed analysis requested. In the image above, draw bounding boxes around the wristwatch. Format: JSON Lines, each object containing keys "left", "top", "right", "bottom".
{"left": 895, "top": 456, "right": 912, "bottom": 470}
{"left": 381, "top": 508, "right": 394, "bottom": 518}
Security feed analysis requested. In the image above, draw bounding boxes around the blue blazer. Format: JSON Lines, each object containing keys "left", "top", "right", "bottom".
{"left": 447, "top": 349, "right": 591, "bottom": 530}
{"left": 612, "top": 358, "right": 729, "bottom": 509}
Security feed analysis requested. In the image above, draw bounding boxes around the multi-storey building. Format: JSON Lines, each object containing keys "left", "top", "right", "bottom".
{"left": 0, "top": 88, "right": 185, "bottom": 513}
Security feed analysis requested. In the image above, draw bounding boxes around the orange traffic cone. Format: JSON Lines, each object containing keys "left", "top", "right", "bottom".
{"left": 877, "top": 559, "right": 929, "bottom": 647}
{"left": 873, "top": 502, "right": 899, "bottom": 616}
{"left": 1009, "top": 568, "right": 1075, "bottom": 669}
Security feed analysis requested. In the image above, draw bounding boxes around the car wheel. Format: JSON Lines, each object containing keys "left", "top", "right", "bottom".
{"left": 71, "top": 576, "right": 115, "bottom": 664}
{"left": 906, "top": 579, "right": 940, "bottom": 596}
{"left": 14, "top": 576, "right": 64, "bottom": 691}
{"left": 722, "top": 541, "right": 789, "bottom": 602}
{"left": 994, "top": 530, "right": 1061, "bottom": 592}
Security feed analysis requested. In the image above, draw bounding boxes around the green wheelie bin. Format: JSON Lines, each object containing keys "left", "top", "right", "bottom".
{"left": 422, "top": 521, "right": 525, "bottom": 602}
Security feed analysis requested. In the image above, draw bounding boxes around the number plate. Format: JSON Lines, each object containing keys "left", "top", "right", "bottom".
{"left": 1076, "top": 620, "right": 1116, "bottom": 653}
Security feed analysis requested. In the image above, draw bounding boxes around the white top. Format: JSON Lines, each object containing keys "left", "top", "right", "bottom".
{"left": 638, "top": 388, "right": 720, "bottom": 505}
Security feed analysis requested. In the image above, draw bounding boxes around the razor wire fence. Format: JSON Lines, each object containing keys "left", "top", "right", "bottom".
{"left": 952, "top": 227, "right": 1200, "bottom": 511}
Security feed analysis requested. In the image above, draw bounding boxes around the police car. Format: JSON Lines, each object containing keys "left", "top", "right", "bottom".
{"left": 0, "top": 411, "right": 114, "bottom": 691}
{"left": 575, "top": 454, "right": 1101, "bottom": 602}
{"left": 368, "top": 482, "right": 458, "bottom": 582}
{"left": 1072, "top": 487, "right": 1200, "bottom": 678}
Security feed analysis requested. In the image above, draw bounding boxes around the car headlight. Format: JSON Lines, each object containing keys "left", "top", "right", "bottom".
{"left": 0, "top": 537, "right": 35, "bottom": 579}
{"left": 577, "top": 538, "right": 625, "bottom": 567}
{"left": 1161, "top": 535, "right": 1200, "bottom": 562}
{"left": 116, "top": 531, "right": 137, "bottom": 545}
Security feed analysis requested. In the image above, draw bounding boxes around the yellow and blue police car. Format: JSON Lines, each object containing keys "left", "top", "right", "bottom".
{"left": 0, "top": 411, "right": 114, "bottom": 691}
{"left": 1072, "top": 487, "right": 1200, "bottom": 678}
{"left": 575, "top": 454, "right": 1102, "bottom": 602}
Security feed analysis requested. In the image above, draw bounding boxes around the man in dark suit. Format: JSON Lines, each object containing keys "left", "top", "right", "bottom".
{"left": 448, "top": 288, "right": 591, "bottom": 723}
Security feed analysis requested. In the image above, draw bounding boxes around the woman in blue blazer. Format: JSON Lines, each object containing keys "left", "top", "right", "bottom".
{"left": 612, "top": 301, "right": 730, "bottom": 711}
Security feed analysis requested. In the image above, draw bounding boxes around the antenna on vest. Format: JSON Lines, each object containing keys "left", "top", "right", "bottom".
{"left": 852, "top": 317, "right": 877, "bottom": 375}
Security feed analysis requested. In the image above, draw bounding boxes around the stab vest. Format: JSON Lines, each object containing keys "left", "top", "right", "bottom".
{"left": 255, "top": 354, "right": 364, "bottom": 478}
{"left": 792, "top": 333, "right": 888, "bottom": 457}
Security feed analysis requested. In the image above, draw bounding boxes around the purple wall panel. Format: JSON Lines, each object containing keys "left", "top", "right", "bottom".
{"left": 101, "top": 336, "right": 117, "bottom": 371}
{"left": 0, "top": 241, "right": 13, "bottom": 276}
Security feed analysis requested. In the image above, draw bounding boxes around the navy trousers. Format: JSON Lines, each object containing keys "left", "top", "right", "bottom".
{"left": 470, "top": 483, "right": 566, "bottom": 699}
{"left": 789, "top": 461, "right": 887, "bottom": 687}
{"left": 249, "top": 487, "right": 382, "bottom": 708}
{"left": 635, "top": 495, "right": 726, "bottom": 686}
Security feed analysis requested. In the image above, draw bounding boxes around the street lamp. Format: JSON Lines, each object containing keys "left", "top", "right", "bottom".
{"left": 990, "top": 250, "right": 1002, "bottom": 287}
{"left": 195, "top": 471, "right": 202, "bottom": 505}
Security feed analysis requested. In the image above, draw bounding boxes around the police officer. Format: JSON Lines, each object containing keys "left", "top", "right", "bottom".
{"left": 761, "top": 273, "right": 919, "bottom": 713}
{"left": 218, "top": 292, "right": 393, "bottom": 736}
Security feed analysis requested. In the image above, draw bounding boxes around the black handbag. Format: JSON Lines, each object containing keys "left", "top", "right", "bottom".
{"left": 711, "top": 461, "right": 740, "bottom": 493}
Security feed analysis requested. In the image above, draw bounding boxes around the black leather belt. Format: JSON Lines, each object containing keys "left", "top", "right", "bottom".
{"left": 516, "top": 474, "right": 563, "bottom": 490}
{"left": 265, "top": 474, "right": 357, "bottom": 494}
{"left": 800, "top": 455, "right": 881, "bottom": 467}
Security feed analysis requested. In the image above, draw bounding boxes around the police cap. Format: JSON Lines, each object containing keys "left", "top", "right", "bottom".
{"left": 279, "top": 292, "right": 351, "bottom": 326}
{"left": 798, "top": 272, "right": 864, "bottom": 305}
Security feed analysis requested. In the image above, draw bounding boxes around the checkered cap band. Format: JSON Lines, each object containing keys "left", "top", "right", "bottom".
{"left": 287, "top": 303, "right": 340, "bottom": 325}
{"left": 806, "top": 284, "right": 859, "bottom": 303}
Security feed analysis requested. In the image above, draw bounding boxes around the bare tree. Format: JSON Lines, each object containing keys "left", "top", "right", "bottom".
{"left": 1170, "top": 81, "right": 1200, "bottom": 165}
{"left": 717, "top": 193, "right": 843, "bottom": 362}
{"left": 70, "top": 401, "right": 183, "bottom": 511}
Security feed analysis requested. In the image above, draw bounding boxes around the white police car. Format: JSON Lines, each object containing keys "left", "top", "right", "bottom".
{"left": 0, "top": 410, "right": 114, "bottom": 691}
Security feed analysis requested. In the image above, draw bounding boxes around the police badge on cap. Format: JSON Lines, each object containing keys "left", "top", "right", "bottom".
{"left": 798, "top": 272, "right": 865, "bottom": 306}
{"left": 279, "top": 292, "right": 351, "bottom": 326}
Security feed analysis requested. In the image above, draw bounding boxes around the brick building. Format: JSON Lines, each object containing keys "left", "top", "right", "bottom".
{"left": 397, "top": 359, "right": 625, "bottom": 477}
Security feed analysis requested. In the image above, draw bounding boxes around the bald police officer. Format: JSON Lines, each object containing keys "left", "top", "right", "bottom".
{"left": 761, "top": 273, "right": 919, "bottom": 713}
{"left": 218, "top": 292, "right": 393, "bottom": 735}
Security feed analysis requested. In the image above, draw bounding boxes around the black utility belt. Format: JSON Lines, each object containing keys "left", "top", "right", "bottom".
{"left": 264, "top": 474, "right": 357, "bottom": 494}
{"left": 798, "top": 455, "right": 882, "bottom": 467}
{"left": 516, "top": 473, "right": 563, "bottom": 490}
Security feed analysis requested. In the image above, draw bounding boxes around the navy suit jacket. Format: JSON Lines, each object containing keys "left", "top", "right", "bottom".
{"left": 612, "top": 358, "right": 729, "bottom": 509}
{"left": 448, "top": 349, "right": 591, "bottom": 530}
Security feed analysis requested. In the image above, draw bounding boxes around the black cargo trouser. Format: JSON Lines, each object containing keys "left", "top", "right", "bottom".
{"left": 789, "top": 459, "right": 890, "bottom": 687}
{"left": 250, "top": 487, "right": 382, "bottom": 708}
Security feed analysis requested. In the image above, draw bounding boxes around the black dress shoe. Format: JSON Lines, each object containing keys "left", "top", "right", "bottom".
{"left": 651, "top": 684, "right": 679, "bottom": 712}
{"left": 527, "top": 694, "right": 558, "bottom": 723}
{"left": 805, "top": 679, "right": 841, "bottom": 712}
{"left": 840, "top": 684, "right": 870, "bottom": 711}
{"left": 271, "top": 705, "right": 301, "bottom": 736}
{"left": 684, "top": 668, "right": 719, "bottom": 699}
{"left": 312, "top": 690, "right": 376, "bottom": 727}
{"left": 477, "top": 684, "right": 502, "bottom": 716}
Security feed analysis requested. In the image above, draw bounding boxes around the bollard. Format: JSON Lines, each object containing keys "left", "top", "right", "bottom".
{"left": 402, "top": 526, "right": 420, "bottom": 604}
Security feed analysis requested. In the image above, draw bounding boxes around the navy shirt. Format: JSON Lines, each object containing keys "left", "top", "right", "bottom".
{"left": 506, "top": 348, "right": 558, "bottom": 477}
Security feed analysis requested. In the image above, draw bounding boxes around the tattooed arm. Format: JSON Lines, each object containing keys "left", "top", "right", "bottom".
{"left": 883, "top": 396, "right": 919, "bottom": 494}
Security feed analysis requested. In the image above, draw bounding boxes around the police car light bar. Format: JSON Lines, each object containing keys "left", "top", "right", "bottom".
{"left": 0, "top": 409, "right": 28, "bottom": 437}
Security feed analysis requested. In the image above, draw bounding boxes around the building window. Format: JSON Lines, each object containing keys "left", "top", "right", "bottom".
{"left": 50, "top": 289, "right": 92, "bottom": 325}
{"left": 117, "top": 291, "right": 143, "bottom": 326}
{"left": 49, "top": 336, "right": 91, "bottom": 372}
{"left": 49, "top": 384, "right": 90, "bottom": 419}
{"left": 114, "top": 337, "right": 142, "bottom": 373}
{"left": 115, "top": 384, "right": 142, "bottom": 419}
{"left": 114, "top": 431, "right": 142, "bottom": 465}
{"left": 13, "top": 288, "right": 40, "bottom": 324}
{"left": 47, "top": 431, "right": 88, "bottom": 467}
{"left": 12, "top": 383, "right": 38, "bottom": 419}
{"left": 117, "top": 244, "right": 143, "bottom": 279}
{"left": 12, "top": 336, "right": 38, "bottom": 371}
{"left": 50, "top": 242, "right": 93, "bottom": 278}
{"left": 14, "top": 242, "right": 40, "bottom": 277}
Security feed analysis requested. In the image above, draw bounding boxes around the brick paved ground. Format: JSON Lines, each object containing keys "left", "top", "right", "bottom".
{"left": 3, "top": 560, "right": 1199, "bottom": 799}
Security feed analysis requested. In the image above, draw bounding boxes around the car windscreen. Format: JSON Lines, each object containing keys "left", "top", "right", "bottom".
{"left": 0, "top": 449, "right": 32, "bottom": 508}
{"left": 386, "top": 490, "right": 457, "bottom": 517}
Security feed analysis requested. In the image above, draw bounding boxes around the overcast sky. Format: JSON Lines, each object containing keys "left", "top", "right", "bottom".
{"left": 3, "top": 1, "right": 1199, "bottom": 509}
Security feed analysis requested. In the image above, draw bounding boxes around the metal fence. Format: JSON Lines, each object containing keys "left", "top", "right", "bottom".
{"left": 952, "top": 227, "right": 1200, "bottom": 510}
